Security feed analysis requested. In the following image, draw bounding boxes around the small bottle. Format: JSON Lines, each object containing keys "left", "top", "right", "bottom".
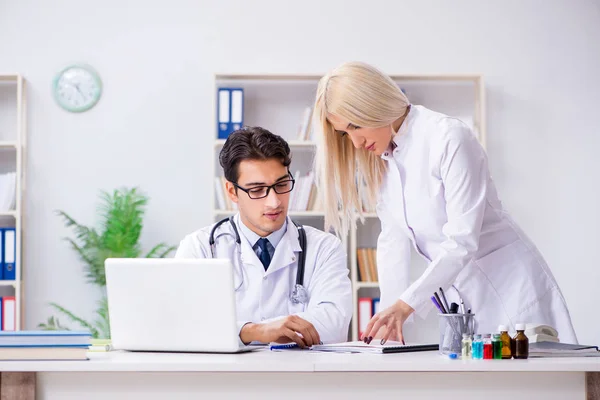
{"left": 461, "top": 333, "right": 472, "bottom": 359}
{"left": 513, "top": 323, "right": 529, "bottom": 359}
{"left": 472, "top": 334, "right": 483, "bottom": 359}
{"left": 492, "top": 333, "right": 503, "bottom": 359}
{"left": 498, "top": 325, "right": 512, "bottom": 359}
{"left": 483, "top": 333, "right": 493, "bottom": 359}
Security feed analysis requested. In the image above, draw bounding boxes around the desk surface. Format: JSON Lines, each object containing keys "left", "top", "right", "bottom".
{"left": 1, "top": 349, "right": 600, "bottom": 373}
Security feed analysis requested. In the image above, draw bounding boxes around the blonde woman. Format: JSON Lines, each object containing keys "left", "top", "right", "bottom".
{"left": 312, "top": 61, "right": 577, "bottom": 345}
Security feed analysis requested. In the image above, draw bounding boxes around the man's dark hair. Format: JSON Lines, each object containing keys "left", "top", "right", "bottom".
{"left": 219, "top": 126, "right": 292, "bottom": 184}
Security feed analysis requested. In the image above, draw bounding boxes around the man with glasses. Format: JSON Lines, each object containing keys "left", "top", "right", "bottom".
{"left": 175, "top": 126, "right": 352, "bottom": 347}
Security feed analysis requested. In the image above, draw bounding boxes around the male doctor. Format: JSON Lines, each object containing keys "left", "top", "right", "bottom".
{"left": 175, "top": 126, "right": 352, "bottom": 347}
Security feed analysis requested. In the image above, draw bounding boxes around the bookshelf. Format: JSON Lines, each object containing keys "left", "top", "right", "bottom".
{"left": 0, "top": 74, "right": 26, "bottom": 330}
{"left": 213, "top": 73, "right": 486, "bottom": 341}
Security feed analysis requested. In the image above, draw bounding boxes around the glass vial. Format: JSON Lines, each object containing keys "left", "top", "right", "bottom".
{"left": 483, "top": 333, "right": 493, "bottom": 359}
{"left": 513, "top": 323, "right": 529, "bottom": 359}
{"left": 492, "top": 333, "right": 502, "bottom": 359}
{"left": 498, "top": 325, "right": 512, "bottom": 359}
{"left": 461, "top": 333, "right": 472, "bottom": 359}
{"left": 472, "top": 334, "right": 483, "bottom": 360}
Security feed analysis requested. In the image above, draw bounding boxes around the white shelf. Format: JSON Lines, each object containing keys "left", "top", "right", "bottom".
{"left": 0, "top": 75, "right": 19, "bottom": 82}
{"left": 0, "top": 73, "right": 25, "bottom": 330}
{"left": 215, "top": 139, "right": 316, "bottom": 148}
{"left": 360, "top": 212, "right": 378, "bottom": 219}
{"left": 214, "top": 210, "right": 324, "bottom": 217}
{"left": 0, "top": 141, "right": 17, "bottom": 148}
{"left": 355, "top": 282, "right": 379, "bottom": 289}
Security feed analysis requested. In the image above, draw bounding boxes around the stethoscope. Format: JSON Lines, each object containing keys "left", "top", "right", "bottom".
{"left": 208, "top": 217, "right": 309, "bottom": 305}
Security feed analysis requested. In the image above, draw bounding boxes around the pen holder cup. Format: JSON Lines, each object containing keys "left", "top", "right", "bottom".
{"left": 438, "top": 313, "right": 475, "bottom": 355}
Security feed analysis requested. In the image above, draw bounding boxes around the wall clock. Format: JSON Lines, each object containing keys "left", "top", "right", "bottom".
{"left": 53, "top": 64, "right": 102, "bottom": 112}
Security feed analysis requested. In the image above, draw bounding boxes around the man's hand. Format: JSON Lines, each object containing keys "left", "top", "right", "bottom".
{"left": 240, "top": 315, "right": 320, "bottom": 348}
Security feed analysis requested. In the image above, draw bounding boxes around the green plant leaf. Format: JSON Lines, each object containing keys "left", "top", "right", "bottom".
{"left": 92, "top": 296, "right": 111, "bottom": 339}
{"left": 44, "top": 186, "right": 177, "bottom": 338}
{"left": 49, "top": 303, "right": 98, "bottom": 338}
{"left": 144, "top": 243, "right": 177, "bottom": 258}
{"left": 37, "top": 316, "right": 70, "bottom": 331}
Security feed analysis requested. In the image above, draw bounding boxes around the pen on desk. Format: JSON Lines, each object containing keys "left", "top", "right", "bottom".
{"left": 438, "top": 287, "right": 451, "bottom": 312}
{"left": 433, "top": 292, "right": 447, "bottom": 314}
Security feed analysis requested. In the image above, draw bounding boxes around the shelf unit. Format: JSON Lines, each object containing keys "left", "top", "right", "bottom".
{"left": 213, "top": 73, "right": 485, "bottom": 341}
{"left": 0, "top": 74, "right": 26, "bottom": 330}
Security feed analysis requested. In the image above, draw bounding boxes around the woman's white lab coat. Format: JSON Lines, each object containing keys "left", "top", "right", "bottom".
{"left": 175, "top": 214, "right": 353, "bottom": 344}
{"left": 377, "top": 105, "right": 577, "bottom": 343}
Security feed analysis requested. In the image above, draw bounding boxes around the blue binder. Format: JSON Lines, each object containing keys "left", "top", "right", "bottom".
{"left": 372, "top": 297, "right": 381, "bottom": 315}
{"left": 217, "top": 87, "right": 244, "bottom": 139}
{"left": 0, "top": 229, "right": 3, "bottom": 280}
{"left": 3, "top": 228, "right": 15, "bottom": 280}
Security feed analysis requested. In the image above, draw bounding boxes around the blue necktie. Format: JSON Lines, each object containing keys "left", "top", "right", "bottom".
{"left": 256, "top": 238, "right": 271, "bottom": 270}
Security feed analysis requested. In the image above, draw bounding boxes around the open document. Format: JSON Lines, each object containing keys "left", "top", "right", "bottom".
{"left": 270, "top": 341, "right": 438, "bottom": 354}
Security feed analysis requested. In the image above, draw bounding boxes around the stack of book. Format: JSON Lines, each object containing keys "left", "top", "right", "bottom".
{"left": 0, "top": 330, "right": 92, "bottom": 361}
{"left": 357, "top": 248, "right": 378, "bottom": 282}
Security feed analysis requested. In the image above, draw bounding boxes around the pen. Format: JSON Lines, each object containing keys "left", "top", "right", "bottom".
{"left": 431, "top": 296, "right": 444, "bottom": 314}
{"left": 438, "top": 287, "right": 451, "bottom": 312}
{"left": 270, "top": 343, "right": 300, "bottom": 350}
{"left": 433, "top": 292, "right": 447, "bottom": 314}
{"left": 467, "top": 308, "right": 472, "bottom": 334}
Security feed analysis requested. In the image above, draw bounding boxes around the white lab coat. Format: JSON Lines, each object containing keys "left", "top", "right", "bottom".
{"left": 175, "top": 214, "right": 353, "bottom": 344}
{"left": 377, "top": 105, "right": 578, "bottom": 343}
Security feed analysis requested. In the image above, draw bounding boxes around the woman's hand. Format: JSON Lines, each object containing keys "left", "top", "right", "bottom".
{"left": 361, "top": 299, "right": 414, "bottom": 345}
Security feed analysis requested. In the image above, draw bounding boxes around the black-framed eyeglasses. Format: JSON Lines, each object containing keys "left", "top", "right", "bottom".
{"left": 232, "top": 172, "right": 296, "bottom": 200}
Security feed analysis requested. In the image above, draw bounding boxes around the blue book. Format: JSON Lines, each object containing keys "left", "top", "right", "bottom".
{"left": 0, "top": 330, "right": 92, "bottom": 346}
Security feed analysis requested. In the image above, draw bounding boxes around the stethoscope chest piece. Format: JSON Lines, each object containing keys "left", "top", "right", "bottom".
{"left": 290, "top": 284, "right": 309, "bottom": 305}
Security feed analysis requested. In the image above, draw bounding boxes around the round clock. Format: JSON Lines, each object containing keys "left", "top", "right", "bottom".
{"left": 53, "top": 64, "right": 102, "bottom": 112}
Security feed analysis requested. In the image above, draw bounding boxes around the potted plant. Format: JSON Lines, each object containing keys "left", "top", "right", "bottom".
{"left": 38, "top": 187, "right": 176, "bottom": 338}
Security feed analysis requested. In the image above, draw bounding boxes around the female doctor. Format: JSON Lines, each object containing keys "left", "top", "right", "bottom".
{"left": 312, "top": 61, "right": 578, "bottom": 345}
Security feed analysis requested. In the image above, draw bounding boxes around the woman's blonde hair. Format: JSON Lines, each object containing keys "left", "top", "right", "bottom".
{"left": 313, "top": 61, "right": 410, "bottom": 236}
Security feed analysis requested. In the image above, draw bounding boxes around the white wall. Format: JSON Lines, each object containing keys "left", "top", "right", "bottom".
{"left": 0, "top": 0, "right": 598, "bottom": 344}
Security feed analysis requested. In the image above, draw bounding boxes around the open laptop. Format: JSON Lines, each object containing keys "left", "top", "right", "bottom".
{"left": 105, "top": 258, "right": 255, "bottom": 353}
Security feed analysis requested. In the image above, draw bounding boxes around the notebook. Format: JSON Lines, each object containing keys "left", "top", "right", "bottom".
{"left": 529, "top": 342, "right": 600, "bottom": 358}
{"left": 270, "top": 341, "right": 439, "bottom": 354}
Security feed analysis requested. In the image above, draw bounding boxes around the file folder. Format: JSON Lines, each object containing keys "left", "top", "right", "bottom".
{"left": 217, "top": 88, "right": 244, "bottom": 139}
{"left": 358, "top": 297, "right": 373, "bottom": 338}
{"left": 230, "top": 89, "right": 244, "bottom": 132}
{"left": 217, "top": 88, "right": 231, "bottom": 139}
{"left": 3, "top": 228, "right": 15, "bottom": 280}
{"left": 0, "top": 229, "right": 4, "bottom": 280}
{"left": 372, "top": 297, "right": 381, "bottom": 315}
{"left": 2, "top": 296, "right": 15, "bottom": 331}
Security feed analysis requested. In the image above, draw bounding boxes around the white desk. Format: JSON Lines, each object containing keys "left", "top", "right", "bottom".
{"left": 0, "top": 349, "right": 598, "bottom": 400}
